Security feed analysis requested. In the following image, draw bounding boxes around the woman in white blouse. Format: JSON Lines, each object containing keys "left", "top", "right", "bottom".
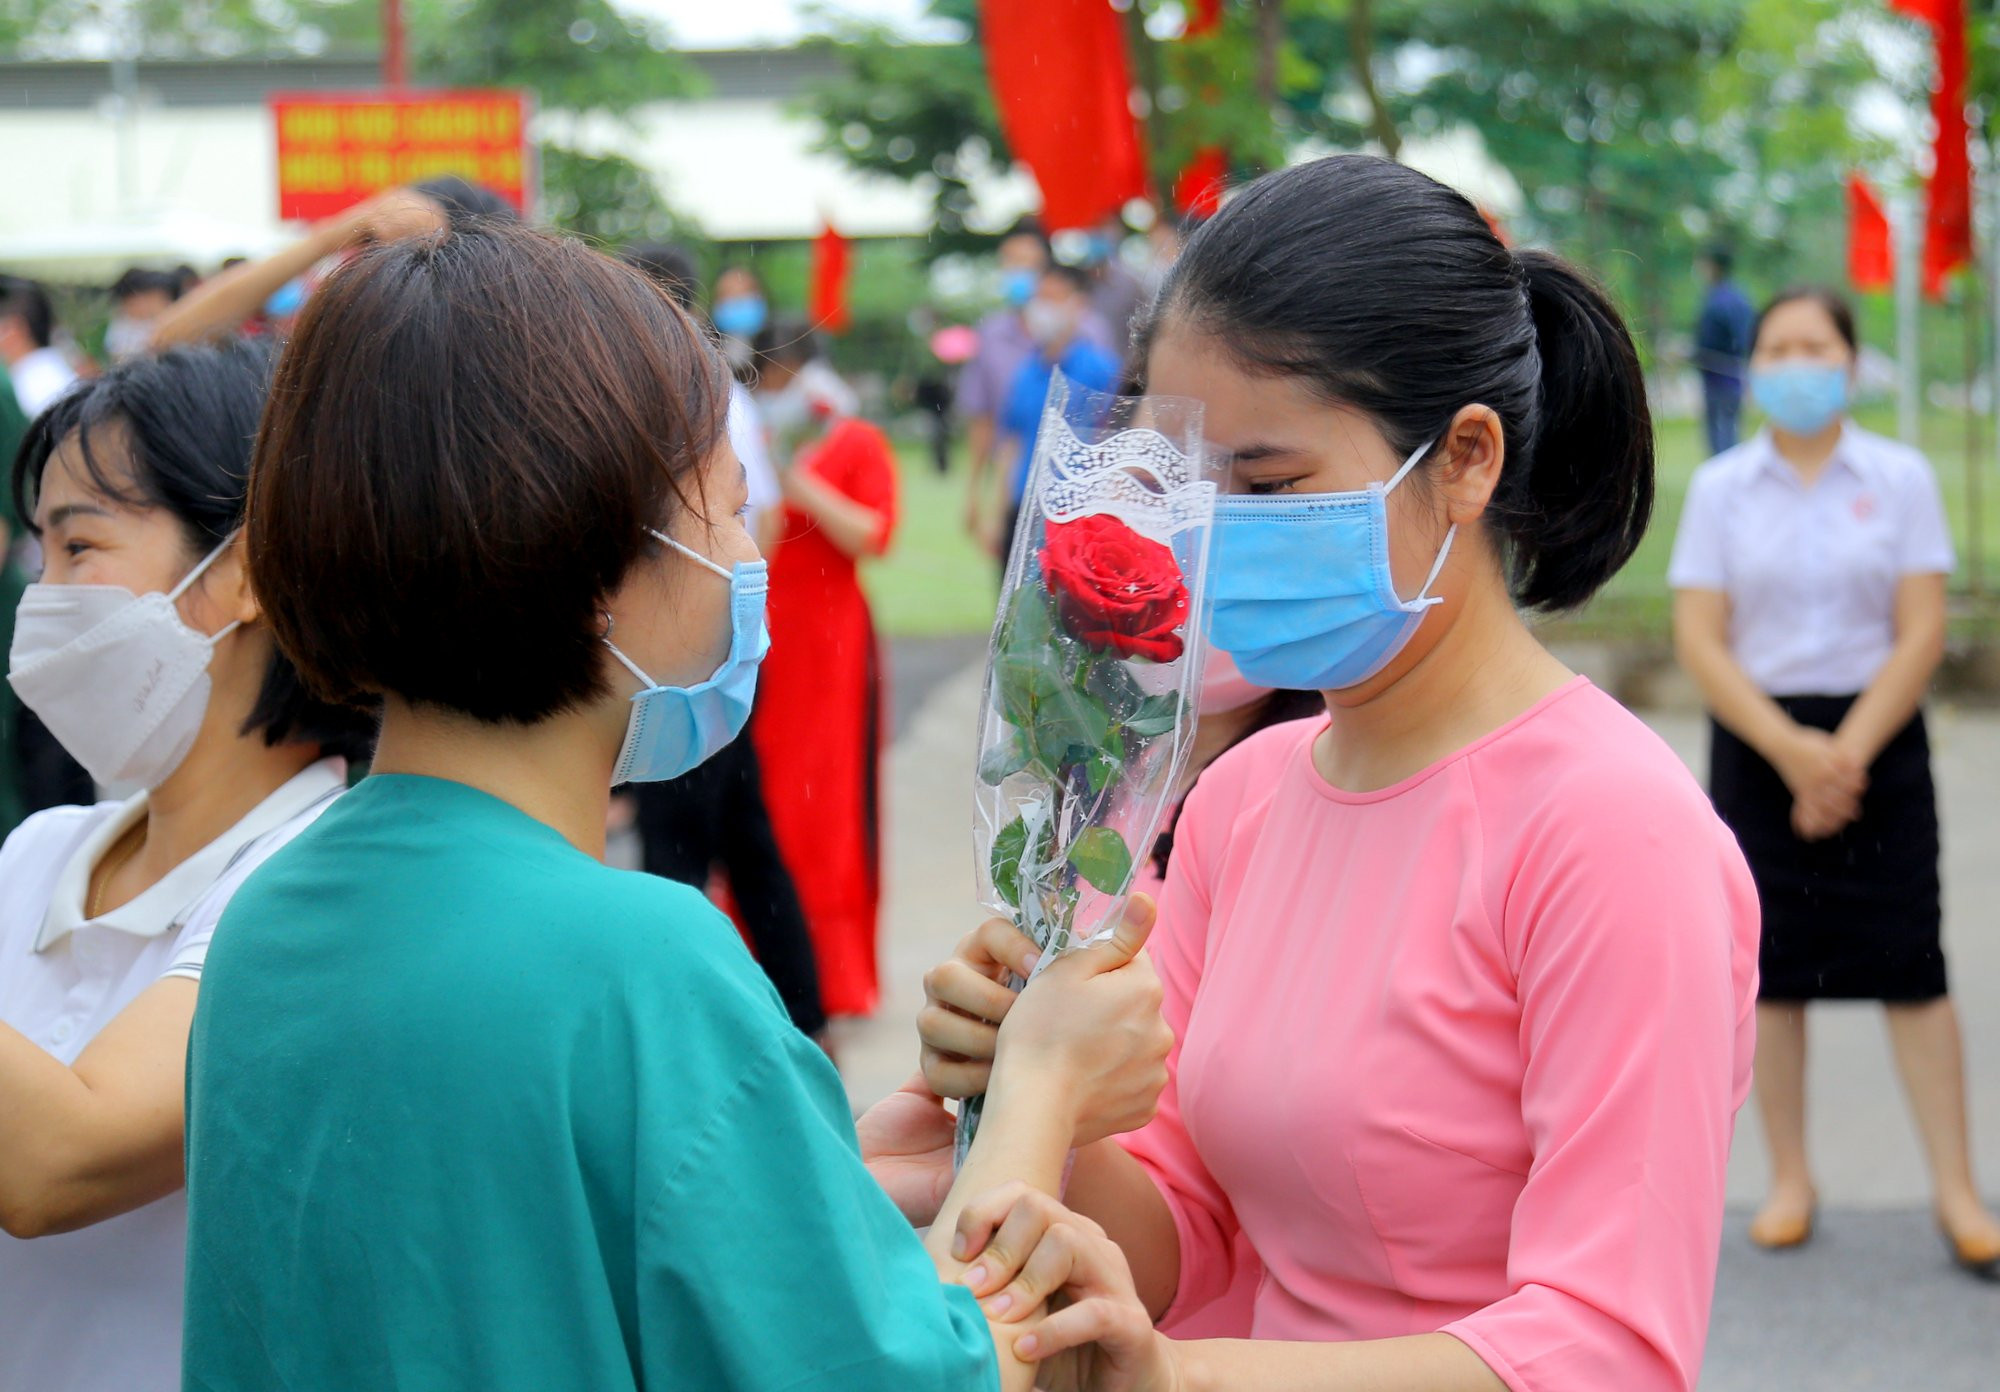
{"left": 0, "top": 340, "right": 375, "bottom": 1390}
{"left": 1670, "top": 285, "right": 2000, "bottom": 1277}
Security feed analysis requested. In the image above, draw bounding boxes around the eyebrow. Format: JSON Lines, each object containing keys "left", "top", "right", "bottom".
{"left": 43, "top": 502, "right": 114, "bottom": 529}
{"left": 1228, "top": 444, "right": 1307, "bottom": 464}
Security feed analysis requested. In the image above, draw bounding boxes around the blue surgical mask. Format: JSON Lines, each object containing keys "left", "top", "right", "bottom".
{"left": 604, "top": 531, "right": 770, "bottom": 785}
{"left": 1751, "top": 363, "right": 1849, "bottom": 436}
{"left": 1001, "top": 268, "right": 1038, "bottom": 308}
{"left": 1207, "top": 441, "right": 1455, "bottom": 692}
{"left": 713, "top": 295, "right": 768, "bottom": 340}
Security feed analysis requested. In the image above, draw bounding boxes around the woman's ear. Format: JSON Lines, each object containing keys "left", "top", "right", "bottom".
{"left": 1437, "top": 404, "right": 1505, "bottom": 525}
{"left": 211, "top": 537, "right": 262, "bottom": 628}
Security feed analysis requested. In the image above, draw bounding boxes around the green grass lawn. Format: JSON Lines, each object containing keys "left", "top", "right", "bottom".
{"left": 866, "top": 410, "right": 2000, "bottom": 642}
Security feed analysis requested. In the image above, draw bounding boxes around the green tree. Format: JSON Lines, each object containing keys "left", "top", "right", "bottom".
{"left": 407, "top": 0, "right": 703, "bottom": 246}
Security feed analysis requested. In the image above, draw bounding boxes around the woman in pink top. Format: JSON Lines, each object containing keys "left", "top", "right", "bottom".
{"left": 914, "top": 155, "right": 1760, "bottom": 1391}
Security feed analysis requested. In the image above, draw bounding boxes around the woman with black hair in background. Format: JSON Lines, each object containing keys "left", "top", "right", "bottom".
{"left": 1671, "top": 286, "right": 1999, "bottom": 1275}
{"left": 0, "top": 340, "right": 375, "bottom": 1392}
{"left": 916, "top": 155, "right": 1761, "bottom": 1391}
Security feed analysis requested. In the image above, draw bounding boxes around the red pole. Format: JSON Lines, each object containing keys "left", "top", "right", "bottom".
{"left": 382, "top": 0, "right": 407, "bottom": 88}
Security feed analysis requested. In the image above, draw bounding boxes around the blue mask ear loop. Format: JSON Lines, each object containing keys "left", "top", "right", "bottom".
{"left": 1380, "top": 440, "right": 1457, "bottom": 610}
{"left": 602, "top": 529, "right": 739, "bottom": 691}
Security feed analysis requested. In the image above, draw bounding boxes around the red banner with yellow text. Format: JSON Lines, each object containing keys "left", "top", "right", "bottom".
{"left": 271, "top": 89, "right": 534, "bottom": 222}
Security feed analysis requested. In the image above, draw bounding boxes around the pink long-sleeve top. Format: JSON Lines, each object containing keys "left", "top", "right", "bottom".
{"left": 1118, "top": 678, "right": 1759, "bottom": 1392}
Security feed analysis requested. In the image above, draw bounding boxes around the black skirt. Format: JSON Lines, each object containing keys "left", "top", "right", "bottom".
{"left": 1709, "top": 695, "right": 1946, "bottom": 1002}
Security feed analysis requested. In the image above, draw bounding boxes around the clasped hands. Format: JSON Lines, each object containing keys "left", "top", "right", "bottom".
{"left": 1775, "top": 726, "right": 1867, "bottom": 842}
{"left": 859, "top": 898, "right": 1180, "bottom": 1389}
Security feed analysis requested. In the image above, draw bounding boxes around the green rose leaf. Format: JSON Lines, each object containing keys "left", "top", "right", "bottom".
{"left": 1030, "top": 681, "right": 1113, "bottom": 776}
{"left": 978, "top": 732, "right": 1032, "bottom": 786}
{"left": 1084, "top": 658, "right": 1146, "bottom": 722}
{"left": 990, "top": 816, "right": 1028, "bottom": 907}
{"left": 1122, "top": 691, "right": 1183, "bottom": 739}
{"left": 1067, "top": 826, "right": 1134, "bottom": 894}
{"left": 1083, "top": 747, "right": 1123, "bottom": 795}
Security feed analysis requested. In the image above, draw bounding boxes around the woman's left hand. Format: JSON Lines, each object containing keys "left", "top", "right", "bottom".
{"left": 953, "top": 1181, "right": 1181, "bottom": 1392}
{"left": 855, "top": 1073, "right": 959, "bottom": 1227}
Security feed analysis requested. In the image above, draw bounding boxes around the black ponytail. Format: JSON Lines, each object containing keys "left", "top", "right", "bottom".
{"left": 1506, "top": 250, "right": 1653, "bottom": 611}
{"left": 1143, "top": 154, "right": 1654, "bottom": 613}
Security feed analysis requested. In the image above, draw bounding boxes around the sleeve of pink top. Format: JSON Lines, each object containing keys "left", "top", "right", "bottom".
{"left": 1115, "top": 776, "right": 1246, "bottom": 1323}
{"left": 1442, "top": 769, "right": 1759, "bottom": 1392}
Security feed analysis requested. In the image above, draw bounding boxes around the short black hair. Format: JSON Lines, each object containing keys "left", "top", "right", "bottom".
{"left": 1755, "top": 284, "right": 1858, "bottom": 354}
{"left": 1146, "top": 154, "right": 1653, "bottom": 614}
{"left": 111, "top": 267, "right": 182, "bottom": 303}
{"left": 623, "top": 242, "right": 701, "bottom": 313}
{"left": 1043, "top": 263, "right": 1093, "bottom": 296}
{"left": 10, "top": 340, "right": 376, "bottom": 761}
{"left": 0, "top": 278, "right": 55, "bottom": 348}
{"left": 753, "top": 318, "right": 821, "bottom": 371}
{"left": 1002, "top": 217, "right": 1053, "bottom": 260}
{"left": 1703, "top": 245, "right": 1735, "bottom": 274}
{"left": 412, "top": 175, "right": 518, "bottom": 226}
{"left": 248, "top": 221, "right": 730, "bottom": 725}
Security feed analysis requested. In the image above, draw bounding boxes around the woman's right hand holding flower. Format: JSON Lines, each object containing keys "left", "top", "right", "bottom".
{"left": 920, "top": 895, "right": 1171, "bottom": 1148}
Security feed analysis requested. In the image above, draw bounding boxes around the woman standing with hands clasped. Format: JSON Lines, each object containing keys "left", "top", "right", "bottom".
{"left": 1670, "top": 286, "right": 2000, "bottom": 1275}
{"left": 915, "top": 155, "right": 1761, "bottom": 1392}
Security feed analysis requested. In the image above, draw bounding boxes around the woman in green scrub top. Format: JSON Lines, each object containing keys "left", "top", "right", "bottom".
{"left": 179, "top": 221, "right": 1169, "bottom": 1392}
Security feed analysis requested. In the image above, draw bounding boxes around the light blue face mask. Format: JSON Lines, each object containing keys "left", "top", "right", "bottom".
{"left": 713, "top": 295, "right": 768, "bottom": 340}
{"left": 1207, "top": 440, "right": 1455, "bottom": 692}
{"left": 1750, "top": 362, "right": 1849, "bottom": 436}
{"left": 605, "top": 531, "right": 770, "bottom": 785}
{"left": 1001, "top": 268, "right": 1038, "bottom": 309}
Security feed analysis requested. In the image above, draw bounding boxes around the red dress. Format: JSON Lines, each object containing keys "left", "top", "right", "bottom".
{"left": 751, "top": 418, "right": 899, "bottom": 1017}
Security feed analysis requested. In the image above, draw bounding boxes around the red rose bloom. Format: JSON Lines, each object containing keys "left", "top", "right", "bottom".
{"left": 1040, "top": 515, "right": 1189, "bottom": 662}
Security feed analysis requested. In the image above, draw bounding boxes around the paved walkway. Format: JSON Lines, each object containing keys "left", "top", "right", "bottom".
{"left": 841, "top": 645, "right": 2000, "bottom": 1388}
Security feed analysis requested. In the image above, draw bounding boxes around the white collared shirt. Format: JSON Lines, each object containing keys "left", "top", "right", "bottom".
{"left": 0, "top": 757, "right": 345, "bottom": 1392}
{"left": 729, "top": 381, "right": 781, "bottom": 531}
{"left": 1668, "top": 424, "right": 1955, "bottom": 697}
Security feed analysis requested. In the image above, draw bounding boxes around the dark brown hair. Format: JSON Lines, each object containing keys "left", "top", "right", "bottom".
{"left": 1755, "top": 285, "right": 1858, "bottom": 354}
{"left": 246, "top": 220, "right": 728, "bottom": 724}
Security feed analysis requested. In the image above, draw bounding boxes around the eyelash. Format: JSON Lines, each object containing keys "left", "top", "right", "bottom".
{"left": 63, "top": 540, "right": 92, "bottom": 558}
{"left": 1244, "top": 477, "right": 1304, "bottom": 496}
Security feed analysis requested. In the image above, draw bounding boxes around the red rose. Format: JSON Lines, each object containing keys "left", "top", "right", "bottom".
{"left": 1039, "top": 515, "right": 1190, "bottom": 663}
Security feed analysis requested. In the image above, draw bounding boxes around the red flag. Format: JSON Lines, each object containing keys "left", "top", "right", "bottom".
{"left": 1848, "top": 173, "right": 1895, "bottom": 291}
{"left": 981, "top": 0, "right": 1150, "bottom": 230}
{"left": 1890, "top": 0, "right": 1973, "bottom": 297}
{"left": 1175, "top": 146, "right": 1228, "bottom": 219}
{"left": 809, "top": 221, "right": 850, "bottom": 335}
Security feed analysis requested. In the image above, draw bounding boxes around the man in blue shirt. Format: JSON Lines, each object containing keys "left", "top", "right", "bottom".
{"left": 994, "top": 263, "right": 1123, "bottom": 568}
{"left": 1694, "top": 246, "right": 1756, "bottom": 456}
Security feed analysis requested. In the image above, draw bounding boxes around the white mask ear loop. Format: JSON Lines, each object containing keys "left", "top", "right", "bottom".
{"left": 598, "top": 612, "right": 659, "bottom": 691}
{"left": 1411, "top": 525, "right": 1458, "bottom": 608}
{"left": 1383, "top": 438, "right": 1436, "bottom": 494}
{"left": 651, "top": 527, "right": 733, "bottom": 582}
{"left": 1382, "top": 439, "right": 1455, "bottom": 609}
{"left": 167, "top": 532, "right": 244, "bottom": 645}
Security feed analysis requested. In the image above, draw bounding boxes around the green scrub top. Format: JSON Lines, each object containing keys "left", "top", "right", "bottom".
{"left": 183, "top": 774, "right": 995, "bottom": 1392}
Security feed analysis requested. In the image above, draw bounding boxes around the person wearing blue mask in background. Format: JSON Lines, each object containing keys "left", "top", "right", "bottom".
{"left": 1671, "top": 286, "right": 2000, "bottom": 1276}
{"left": 989, "top": 263, "right": 1122, "bottom": 570}
{"left": 711, "top": 263, "right": 770, "bottom": 378}
{"left": 959, "top": 219, "right": 1111, "bottom": 558}
{"left": 1693, "top": 245, "right": 1756, "bottom": 455}
{"left": 1081, "top": 210, "right": 1145, "bottom": 360}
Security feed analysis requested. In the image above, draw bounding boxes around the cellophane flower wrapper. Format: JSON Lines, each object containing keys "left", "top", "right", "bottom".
{"left": 955, "top": 370, "right": 1217, "bottom": 1167}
